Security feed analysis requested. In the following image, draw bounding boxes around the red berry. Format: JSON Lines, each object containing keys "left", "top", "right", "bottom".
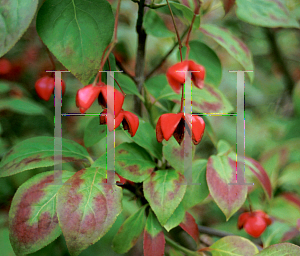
{"left": 0, "top": 58, "right": 12, "bottom": 75}
{"left": 237, "top": 210, "right": 272, "bottom": 238}
{"left": 97, "top": 83, "right": 124, "bottom": 117}
{"left": 76, "top": 84, "right": 102, "bottom": 113}
{"left": 166, "top": 60, "right": 206, "bottom": 94}
{"left": 244, "top": 216, "right": 267, "bottom": 238}
{"left": 35, "top": 76, "right": 66, "bottom": 101}
{"left": 100, "top": 109, "right": 139, "bottom": 137}
{"left": 156, "top": 113, "right": 205, "bottom": 145}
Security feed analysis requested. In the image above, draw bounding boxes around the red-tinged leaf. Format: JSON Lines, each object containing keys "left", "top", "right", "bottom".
{"left": 210, "top": 236, "right": 259, "bottom": 255}
{"left": 143, "top": 210, "right": 165, "bottom": 256}
{"left": 281, "top": 193, "right": 300, "bottom": 210}
{"left": 244, "top": 156, "right": 272, "bottom": 200}
{"left": 206, "top": 155, "right": 247, "bottom": 220}
{"left": 200, "top": 24, "right": 254, "bottom": 83}
{"left": 115, "top": 142, "right": 155, "bottom": 183}
{"left": 9, "top": 171, "right": 74, "bottom": 256}
{"left": 179, "top": 212, "right": 199, "bottom": 243}
{"left": 0, "top": 136, "right": 91, "bottom": 177}
{"left": 112, "top": 205, "right": 147, "bottom": 254}
{"left": 164, "top": 202, "right": 185, "bottom": 232}
{"left": 256, "top": 243, "right": 300, "bottom": 255}
{"left": 281, "top": 227, "right": 300, "bottom": 242}
{"left": 56, "top": 167, "right": 122, "bottom": 256}
{"left": 221, "top": 0, "right": 235, "bottom": 14}
{"left": 143, "top": 170, "right": 187, "bottom": 226}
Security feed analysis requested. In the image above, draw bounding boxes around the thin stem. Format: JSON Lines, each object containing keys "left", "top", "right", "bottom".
{"left": 93, "top": 0, "right": 121, "bottom": 86}
{"left": 165, "top": 236, "right": 198, "bottom": 256}
{"left": 166, "top": 0, "right": 183, "bottom": 62}
{"left": 131, "top": 0, "right": 167, "bottom": 9}
{"left": 114, "top": 77, "right": 126, "bottom": 96}
{"left": 145, "top": 27, "right": 189, "bottom": 80}
{"left": 185, "top": 1, "right": 201, "bottom": 60}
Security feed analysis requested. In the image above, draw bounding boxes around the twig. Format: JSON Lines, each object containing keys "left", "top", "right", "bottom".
{"left": 134, "top": 0, "right": 148, "bottom": 116}
{"left": 92, "top": 0, "right": 121, "bottom": 86}
{"left": 166, "top": 0, "right": 183, "bottom": 61}
{"left": 145, "top": 27, "right": 189, "bottom": 80}
{"left": 165, "top": 236, "right": 198, "bottom": 256}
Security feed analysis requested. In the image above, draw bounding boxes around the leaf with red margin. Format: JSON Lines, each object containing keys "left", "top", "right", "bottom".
{"left": 164, "top": 202, "right": 185, "bottom": 232}
{"left": 256, "top": 243, "right": 300, "bottom": 255}
{"left": 281, "top": 193, "right": 300, "bottom": 210}
{"left": 179, "top": 212, "right": 199, "bottom": 243}
{"left": 143, "top": 209, "right": 165, "bottom": 256}
{"left": 200, "top": 24, "right": 254, "bottom": 83}
{"left": 143, "top": 170, "right": 187, "bottom": 226}
{"left": 281, "top": 220, "right": 300, "bottom": 242}
{"left": 221, "top": 0, "right": 235, "bottom": 14}
{"left": 56, "top": 167, "right": 122, "bottom": 256}
{"left": 115, "top": 142, "right": 155, "bottom": 182}
{"left": 112, "top": 205, "right": 147, "bottom": 254}
{"left": 9, "top": 170, "right": 74, "bottom": 256}
{"left": 0, "top": 136, "right": 91, "bottom": 177}
{"left": 244, "top": 156, "right": 272, "bottom": 200}
{"left": 209, "top": 236, "right": 259, "bottom": 255}
{"left": 206, "top": 155, "right": 247, "bottom": 220}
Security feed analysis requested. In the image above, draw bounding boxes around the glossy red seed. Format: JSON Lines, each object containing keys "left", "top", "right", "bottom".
{"left": 244, "top": 216, "right": 267, "bottom": 238}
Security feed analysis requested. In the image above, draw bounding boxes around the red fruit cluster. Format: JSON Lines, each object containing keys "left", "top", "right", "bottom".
{"left": 76, "top": 82, "right": 124, "bottom": 115}
{"left": 166, "top": 60, "right": 206, "bottom": 94}
{"left": 35, "top": 76, "right": 66, "bottom": 101}
{"left": 156, "top": 113, "right": 205, "bottom": 145}
{"left": 100, "top": 108, "right": 139, "bottom": 137}
{"left": 238, "top": 210, "right": 272, "bottom": 238}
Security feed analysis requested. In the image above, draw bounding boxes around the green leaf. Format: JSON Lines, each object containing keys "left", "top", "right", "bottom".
{"left": 115, "top": 73, "right": 143, "bottom": 99}
{"left": 163, "top": 136, "right": 195, "bottom": 173}
{"left": 143, "top": 209, "right": 165, "bottom": 256}
{"left": 181, "top": 41, "right": 222, "bottom": 87}
{"left": 57, "top": 167, "right": 122, "bottom": 256}
{"left": 36, "top": 0, "right": 114, "bottom": 85}
{"left": 235, "top": 0, "right": 300, "bottom": 28}
{"left": 200, "top": 24, "right": 254, "bottom": 83}
{"left": 158, "top": 2, "right": 200, "bottom": 29}
{"left": 9, "top": 171, "right": 74, "bottom": 256}
{"left": 206, "top": 155, "right": 247, "bottom": 220}
{"left": 217, "top": 140, "right": 232, "bottom": 156}
{"left": 181, "top": 159, "right": 209, "bottom": 209}
{"left": 0, "top": 228, "right": 15, "bottom": 256}
{"left": 115, "top": 143, "right": 155, "bottom": 183}
{"left": 112, "top": 205, "right": 147, "bottom": 254}
{"left": 164, "top": 202, "right": 185, "bottom": 231}
{"left": 0, "top": 136, "right": 91, "bottom": 177}
{"left": 143, "top": 169, "right": 186, "bottom": 225}
{"left": 0, "top": 0, "right": 39, "bottom": 57}
{"left": 124, "top": 121, "right": 162, "bottom": 160}
{"left": 83, "top": 116, "right": 122, "bottom": 147}
{"left": 84, "top": 117, "right": 107, "bottom": 147}
{"left": 0, "top": 98, "right": 46, "bottom": 115}
{"left": 210, "top": 236, "right": 259, "bottom": 255}
{"left": 255, "top": 243, "right": 300, "bottom": 255}
{"left": 144, "top": 9, "right": 174, "bottom": 38}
